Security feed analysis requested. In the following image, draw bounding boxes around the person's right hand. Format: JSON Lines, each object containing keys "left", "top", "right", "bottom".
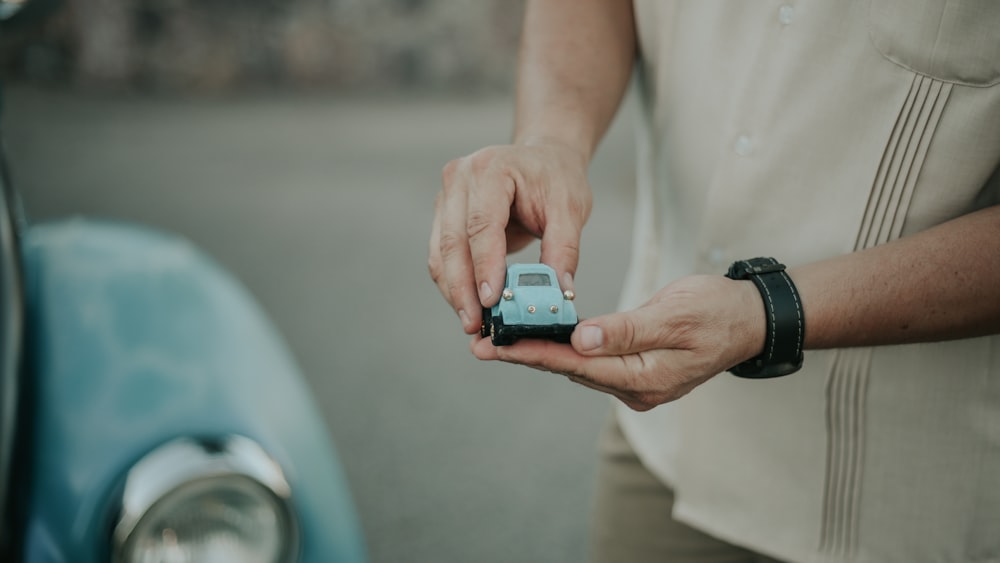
{"left": 429, "top": 139, "right": 593, "bottom": 335}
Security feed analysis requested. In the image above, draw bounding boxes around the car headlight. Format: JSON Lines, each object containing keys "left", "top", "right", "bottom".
{"left": 112, "top": 436, "right": 299, "bottom": 563}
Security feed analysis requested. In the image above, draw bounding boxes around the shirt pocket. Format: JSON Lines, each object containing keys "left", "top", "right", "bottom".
{"left": 868, "top": 0, "right": 1000, "bottom": 87}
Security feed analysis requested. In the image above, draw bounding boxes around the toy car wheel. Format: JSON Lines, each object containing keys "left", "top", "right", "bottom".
{"left": 551, "top": 331, "right": 572, "bottom": 344}
{"left": 480, "top": 307, "right": 491, "bottom": 338}
{"left": 491, "top": 315, "right": 514, "bottom": 346}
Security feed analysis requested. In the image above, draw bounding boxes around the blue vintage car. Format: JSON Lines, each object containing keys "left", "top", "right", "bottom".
{"left": 0, "top": 7, "right": 367, "bottom": 560}
{"left": 480, "top": 263, "right": 578, "bottom": 346}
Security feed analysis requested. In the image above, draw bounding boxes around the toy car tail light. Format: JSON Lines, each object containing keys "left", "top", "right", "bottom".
{"left": 111, "top": 436, "right": 298, "bottom": 563}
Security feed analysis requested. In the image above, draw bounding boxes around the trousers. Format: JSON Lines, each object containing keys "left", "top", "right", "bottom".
{"left": 588, "top": 415, "right": 786, "bottom": 563}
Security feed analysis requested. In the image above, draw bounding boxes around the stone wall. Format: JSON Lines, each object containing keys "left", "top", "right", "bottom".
{"left": 2, "top": 0, "right": 524, "bottom": 93}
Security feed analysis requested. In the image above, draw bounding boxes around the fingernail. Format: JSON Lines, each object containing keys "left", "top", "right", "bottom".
{"left": 579, "top": 325, "right": 603, "bottom": 351}
{"left": 562, "top": 272, "right": 574, "bottom": 290}
{"left": 480, "top": 281, "right": 493, "bottom": 302}
{"left": 458, "top": 309, "right": 471, "bottom": 328}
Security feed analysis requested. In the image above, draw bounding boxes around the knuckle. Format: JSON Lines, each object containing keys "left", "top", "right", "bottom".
{"left": 466, "top": 209, "right": 497, "bottom": 241}
{"left": 624, "top": 399, "right": 654, "bottom": 413}
{"left": 626, "top": 387, "right": 663, "bottom": 411}
{"left": 621, "top": 317, "right": 641, "bottom": 352}
{"left": 469, "top": 147, "right": 500, "bottom": 174}
{"left": 581, "top": 194, "right": 594, "bottom": 213}
{"left": 558, "top": 237, "right": 581, "bottom": 259}
{"left": 427, "top": 256, "right": 443, "bottom": 283}
{"left": 441, "top": 159, "right": 460, "bottom": 184}
{"left": 445, "top": 278, "right": 466, "bottom": 306}
{"left": 571, "top": 196, "right": 594, "bottom": 222}
{"left": 543, "top": 237, "right": 581, "bottom": 272}
{"left": 470, "top": 252, "right": 494, "bottom": 281}
{"left": 617, "top": 356, "right": 649, "bottom": 393}
{"left": 438, "top": 231, "right": 465, "bottom": 259}
{"left": 635, "top": 392, "right": 658, "bottom": 410}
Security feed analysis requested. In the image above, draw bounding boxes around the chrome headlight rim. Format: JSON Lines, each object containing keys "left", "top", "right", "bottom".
{"left": 111, "top": 434, "right": 299, "bottom": 563}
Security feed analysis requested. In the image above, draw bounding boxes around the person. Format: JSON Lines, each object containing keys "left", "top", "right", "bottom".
{"left": 428, "top": 1, "right": 1000, "bottom": 561}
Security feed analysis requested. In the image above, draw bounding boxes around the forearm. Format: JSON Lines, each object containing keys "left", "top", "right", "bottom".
{"left": 791, "top": 205, "right": 1000, "bottom": 349}
{"left": 513, "top": 0, "right": 636, "bottom": 162}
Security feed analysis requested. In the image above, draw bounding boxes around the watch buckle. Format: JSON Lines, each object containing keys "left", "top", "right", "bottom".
{"left": 747, "top": 262, "right": 785, "bottom": 275}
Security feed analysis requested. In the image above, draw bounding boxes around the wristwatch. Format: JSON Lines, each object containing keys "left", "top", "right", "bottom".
{"left": 724, "top": 257, "right": 805, "bottom": 378}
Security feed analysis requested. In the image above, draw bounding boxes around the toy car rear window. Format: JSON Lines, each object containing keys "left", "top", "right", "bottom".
{"left": 517, "top": 273, "right": 552, "bottom": 287}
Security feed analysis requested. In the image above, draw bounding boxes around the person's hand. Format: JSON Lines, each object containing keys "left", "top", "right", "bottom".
{"left": 429, "top": 140, "right": 593, "bottom": 334}
{"left": 471, "top": 275, "right": 767, "bottom": 411}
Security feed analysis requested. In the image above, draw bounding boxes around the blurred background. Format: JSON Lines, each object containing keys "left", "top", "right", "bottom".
{"left": 2, "top": 0, "right": 636, "bottom": 561}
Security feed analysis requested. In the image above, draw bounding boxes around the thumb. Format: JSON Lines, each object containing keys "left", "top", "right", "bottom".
{"left": 571, "top": 305, "right": 669, "bottom": 356}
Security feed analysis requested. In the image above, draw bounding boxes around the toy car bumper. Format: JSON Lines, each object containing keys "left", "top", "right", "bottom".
{"left": 482, "top": 312, "right": 576, "bottom": 346}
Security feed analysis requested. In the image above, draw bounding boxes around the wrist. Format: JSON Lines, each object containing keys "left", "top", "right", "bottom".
{"left": 513, "top": 117, "right": 597, "bottom": 165}
{"left": 510, "top": 137, "right": 593, "bottom": 175}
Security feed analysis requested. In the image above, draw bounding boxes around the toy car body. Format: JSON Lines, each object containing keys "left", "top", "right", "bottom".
{"left": 481, "top": 263, "right": 578, "bottom": 346}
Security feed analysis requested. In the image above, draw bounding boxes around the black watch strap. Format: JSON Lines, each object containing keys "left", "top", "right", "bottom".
{"left": 724, "top": 257, "right": 805, "bottom": 378}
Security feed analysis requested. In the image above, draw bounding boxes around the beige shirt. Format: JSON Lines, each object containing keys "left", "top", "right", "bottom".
{"left": 616, "top": 1, "right": 1000, "bottom": 562}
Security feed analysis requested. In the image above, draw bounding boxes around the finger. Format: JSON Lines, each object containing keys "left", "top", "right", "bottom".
{"left": 439, "top": 167, "right": 482, "bottom": 335}
{"left": 571, "top": 305, "right": 671, "bottom": 356}
{"left": 474, "top": 338, "right": 662, "bottom": 410}
{"left": 564, "top": 373, "right": 631, "bottom": 401}
{"left": 499, "top": 342, "right": 682, "bottom": 409}
{"left": 562, "top": 374, "right": 655, "bottom": 412}
{"left": 470, "top": 338, "right": 628, "bottom": 401}
{"left": 470, "top": 335, "right": 575, "bottom": 363}
{"left": 495, "top": 338, "right": 632, "bottom": 388}
{"left": 470, "top": 334, "right": 500, "bottom": 359}
{"left": 539, "top": 207, "right": 585, "bottom": 294}
{"left": 466, "top": 164, "right": 515, "bottom": 307}
{"left": 428, "top": 192, "right": 451, "bottom": 304}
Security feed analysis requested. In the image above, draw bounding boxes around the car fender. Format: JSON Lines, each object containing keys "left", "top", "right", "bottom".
{"left": 19, "top": 219, "right": 366, "bottom": 563}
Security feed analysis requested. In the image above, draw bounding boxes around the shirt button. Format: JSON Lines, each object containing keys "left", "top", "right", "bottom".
{"left": 734, "top": 134, "right": 754, "bottom": 156}
{"left": 778, "top": 4, "right": 794, "bottom": 25}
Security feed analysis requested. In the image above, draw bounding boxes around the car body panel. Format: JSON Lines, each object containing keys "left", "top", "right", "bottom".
{"left": 490, "top": 263, "right": 577, "bottom": 327}
{"left": 19, "top": 219, "right": 367, "bottom": 563}
{"left": 484, "top": 263, "right": 578, "bottom": 345}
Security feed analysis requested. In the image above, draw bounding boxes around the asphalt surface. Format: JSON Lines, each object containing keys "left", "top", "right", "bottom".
{"left": 5, "top": 86, "right": 636, "bottom": 563}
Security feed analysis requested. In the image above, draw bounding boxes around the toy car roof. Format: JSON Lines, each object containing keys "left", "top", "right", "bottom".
{"left": 506, "top": 263, "right": 559, "bottom": 278}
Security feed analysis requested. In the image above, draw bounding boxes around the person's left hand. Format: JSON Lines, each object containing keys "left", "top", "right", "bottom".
{"left": 472, "top": 275, "right": 767, "bottom": 411}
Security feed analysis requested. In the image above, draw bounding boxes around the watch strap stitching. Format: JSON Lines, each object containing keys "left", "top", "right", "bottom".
{"left": 778, "top": 270, "right": 804, "bottom": 357}
{"left": 756, "top": 272, "right": 778, "bottom": 362}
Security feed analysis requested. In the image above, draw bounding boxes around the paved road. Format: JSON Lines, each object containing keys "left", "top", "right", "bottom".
{"left": 5, "top": 86, "right": 636, "bottom": 563}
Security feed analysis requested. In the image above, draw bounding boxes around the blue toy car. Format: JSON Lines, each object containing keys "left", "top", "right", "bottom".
{"left": 480, "top": 263, "right": 578, "bottom": 346}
